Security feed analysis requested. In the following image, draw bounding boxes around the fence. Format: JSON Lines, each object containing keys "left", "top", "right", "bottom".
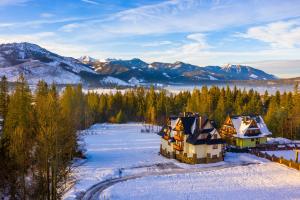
{"left": 255, "top": 143, "right": 300, "bottom": 151}
{"left": 249, "top": 149, "right": 300, "bottom": 171}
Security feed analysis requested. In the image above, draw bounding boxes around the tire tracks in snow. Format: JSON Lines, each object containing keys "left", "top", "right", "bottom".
{"left": 81, "top": 162, "right": 259, "bottom": 200}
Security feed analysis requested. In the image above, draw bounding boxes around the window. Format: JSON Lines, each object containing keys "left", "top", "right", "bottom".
{"left": 251, "top": 138, "right": 254, "bottom": 142}
{"left": 213, "top": 134, "right": 218, "bottom": 139}
{"left": 213, "top": 144, "right": 218, "bottom": 149}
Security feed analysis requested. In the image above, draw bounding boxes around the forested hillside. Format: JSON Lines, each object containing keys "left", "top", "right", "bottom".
{"left": 0, "top": 75, "right": 299, "bottom": 199}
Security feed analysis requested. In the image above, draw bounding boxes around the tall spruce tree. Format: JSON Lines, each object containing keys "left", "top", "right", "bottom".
{"left": 4, "top": 74, "right": 34, "bottom": 199}
{"left": 0, "top": 76, "right": 9, "bottom": 120}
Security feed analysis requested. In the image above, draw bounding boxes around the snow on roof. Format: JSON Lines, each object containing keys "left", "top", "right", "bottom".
{"left": 231, "top": 115, "right": 271, "bottom": 138}
{"left": 170, "top": 118, "right": 179, "bottom": 137}
{"left": 170, "top": 118, "right": 179, "bottom": 130}
{"left": 191, "top": 118, "right": 196, "bottom": 134}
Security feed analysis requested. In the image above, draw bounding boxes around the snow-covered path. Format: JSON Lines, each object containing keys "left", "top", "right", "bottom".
{"left": 82, "top": 162, "right": 260, "bottom": 200}
{"left": 102, "top": 162, "right": 300, "bottom": 200}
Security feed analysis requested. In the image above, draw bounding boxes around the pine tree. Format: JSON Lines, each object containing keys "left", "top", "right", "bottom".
{"left": 215, "top": 89, "right": 226, "bottom": 127}
{"left": 264, "top": 97, "right": 279, "bottom": 137}
{"left": 115, "top": 110, "right": 126, "bottom": 123}
{"left": 292, "top": 83, "right": 300, "bottom": 139}
{"left": 98, "top": 94, "right": 108, "bottom": 122}
{"left": 0, "top": 76, "right": 9, "bottom": 120}
{"left": 147, "top": 106, "right": 157, "bottom": 124}
{"left": 4, "top": 74, "right": 34, "bottom": 199}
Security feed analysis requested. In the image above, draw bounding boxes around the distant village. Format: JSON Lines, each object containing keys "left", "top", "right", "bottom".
{"left": 158, "top": 112, "right": 299, "bottom": 165}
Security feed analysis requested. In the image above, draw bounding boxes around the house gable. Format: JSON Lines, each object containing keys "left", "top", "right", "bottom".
{"left": 221, "top": 115, "right": 272, "bottom": 139}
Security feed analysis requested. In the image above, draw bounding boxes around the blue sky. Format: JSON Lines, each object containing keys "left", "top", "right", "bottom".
{"left": 0, "top": 0, "right": 300, "bottom": 77}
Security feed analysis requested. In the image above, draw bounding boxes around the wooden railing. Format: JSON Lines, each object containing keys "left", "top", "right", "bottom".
{"left": 163, "top": 135, "right": 170, "bottom": 140}
{"left": 249, "top": 149, "right": 300, "bottom": 171}
{"left": 174, "top": 134, "right": 184, "bottom": 141}
{"left": 173, "top": 143, "right": 183, "bottom": 151}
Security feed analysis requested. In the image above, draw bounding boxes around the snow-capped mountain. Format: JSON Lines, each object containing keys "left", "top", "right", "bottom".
{"left": 0, "top": 42, "right": 277, "bottom": 86}
{"left": 78, "top": 55, "right": 97, "bottom": 64}
{"left": 0, "top": 42, "right": 98, "bottom": 84}
{"left": 85, "top": 58, "right": 277, "bottom": 83}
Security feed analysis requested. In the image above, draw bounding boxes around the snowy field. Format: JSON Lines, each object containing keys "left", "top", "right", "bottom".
{"left": 63, "top": 123, "right": 167, "bottom": 199}
{"left": 102, "top": 162, "right": 300, "bottom": 200}
{"left": 64, "top": 123, "right": 300, "bottom": 200}
{"left": 263, "top": 150, "right": 297, "bottom": 161}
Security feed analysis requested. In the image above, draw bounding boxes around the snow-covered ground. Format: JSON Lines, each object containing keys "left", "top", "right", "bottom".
{"left": 263, "top": 150, "right": 297, "bottom": 161}
{"left": 63, "top": 123, "right": 166, "bottom": 199}
{"left": 64, "top": 124, "right": 300, "bottom": 200}
{"left": 102, "top": 162, "right": 300, "bottom": 200}
{"left": 267, "top": 137, "right": 293, "bottom": 144}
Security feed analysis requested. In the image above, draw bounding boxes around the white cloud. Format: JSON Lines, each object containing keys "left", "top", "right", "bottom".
{"left": 0, "top": 32, "right": 56, "bottom": 44}
{"left": 40, "top": 13, "right": 55, "bottom": 18}
{"left": 182, "top": 33, "right": 211, "bottom": 53}
{"left": 0, "top": 0, "right": 29, "bottom": 6}
{"left": 141, "top": 41, "right": 173, "bottom": 47}
{"left": 238, "top": 19, "right": 300, "bottom": 48}
{"left": 0, "top": 16, "right": 95, "bottom": 30}
{"left": 0, "top": 23, "right": 14, "bottom": 28}
{"left": 81, "top": 0, "right": 99, "bottom": 5}
{"left": 60, "top": 23, "right": 82, "bottom": 32}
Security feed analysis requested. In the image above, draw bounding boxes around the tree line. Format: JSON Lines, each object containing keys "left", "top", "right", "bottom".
{"left": 0, "top": 76, "right": 85, "bottom": 199}
{"left": 82, "top": 83, "right": 300, "bottom": 140}
{"left": 0, "top": 75, "right": 299, "bottom": 199}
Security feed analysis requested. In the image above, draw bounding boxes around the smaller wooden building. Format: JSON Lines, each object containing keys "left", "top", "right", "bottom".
{"left": 220, "top": 115, "right": 272, "bottom": 148}
{"left": 159, "top": 113, "right": 225, "bottom": 164}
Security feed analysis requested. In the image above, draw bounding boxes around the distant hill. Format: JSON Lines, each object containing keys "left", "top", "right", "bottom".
{"left": 80, "top": 57, "right": 277, "bottom": 85}
{"left": 0, "top": 42, "right": 278, "bottom": 86}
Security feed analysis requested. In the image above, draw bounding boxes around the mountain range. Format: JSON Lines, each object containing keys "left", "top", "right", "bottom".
{"left": 0, "top": 42, "right": 277, "bottom": 86}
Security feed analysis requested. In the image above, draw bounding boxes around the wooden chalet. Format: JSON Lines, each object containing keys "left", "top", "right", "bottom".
{"left": 220, "top": 115, "right": 272, "bottom": 148}
{"left": 159, "top": 113, "right": 225, "bottom": 164}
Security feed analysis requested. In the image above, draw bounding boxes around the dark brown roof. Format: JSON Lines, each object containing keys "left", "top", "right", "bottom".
{"left": 180, "top": 116, "right": 196, "bottom": 135}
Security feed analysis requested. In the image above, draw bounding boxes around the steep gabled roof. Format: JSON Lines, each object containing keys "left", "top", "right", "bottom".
{"left": 170, "top": 117, "right": 179, "bottom": 130}
{"left": 160, "top": 114, "right": 225, "bottom": 145}
{"left": 186, "top": 128, "right": 224, "bottom": 145}
{"left": 180, "top": 116, "right": 196, "bottom": 135}
{"left": 230, "top": 115, "right": 271, "bottom": 138}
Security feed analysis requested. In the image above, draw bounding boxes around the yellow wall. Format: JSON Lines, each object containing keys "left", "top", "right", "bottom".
{"left": 236, "top": 137, "right": 267, "bottom": 148}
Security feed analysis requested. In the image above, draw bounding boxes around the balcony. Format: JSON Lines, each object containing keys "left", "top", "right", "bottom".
{"left": 174, "top": 134, "right": 184, "bottom": 141}
{"left": 173, "top": 143, "right": 183, "bottom": 151}
{"left": 163, "top": 135, "right": 170, "bottom": 140}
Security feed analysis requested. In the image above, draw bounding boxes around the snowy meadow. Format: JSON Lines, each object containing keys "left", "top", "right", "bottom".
{"left": 64, "top": 124, "right": 300, "bottom": 200}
